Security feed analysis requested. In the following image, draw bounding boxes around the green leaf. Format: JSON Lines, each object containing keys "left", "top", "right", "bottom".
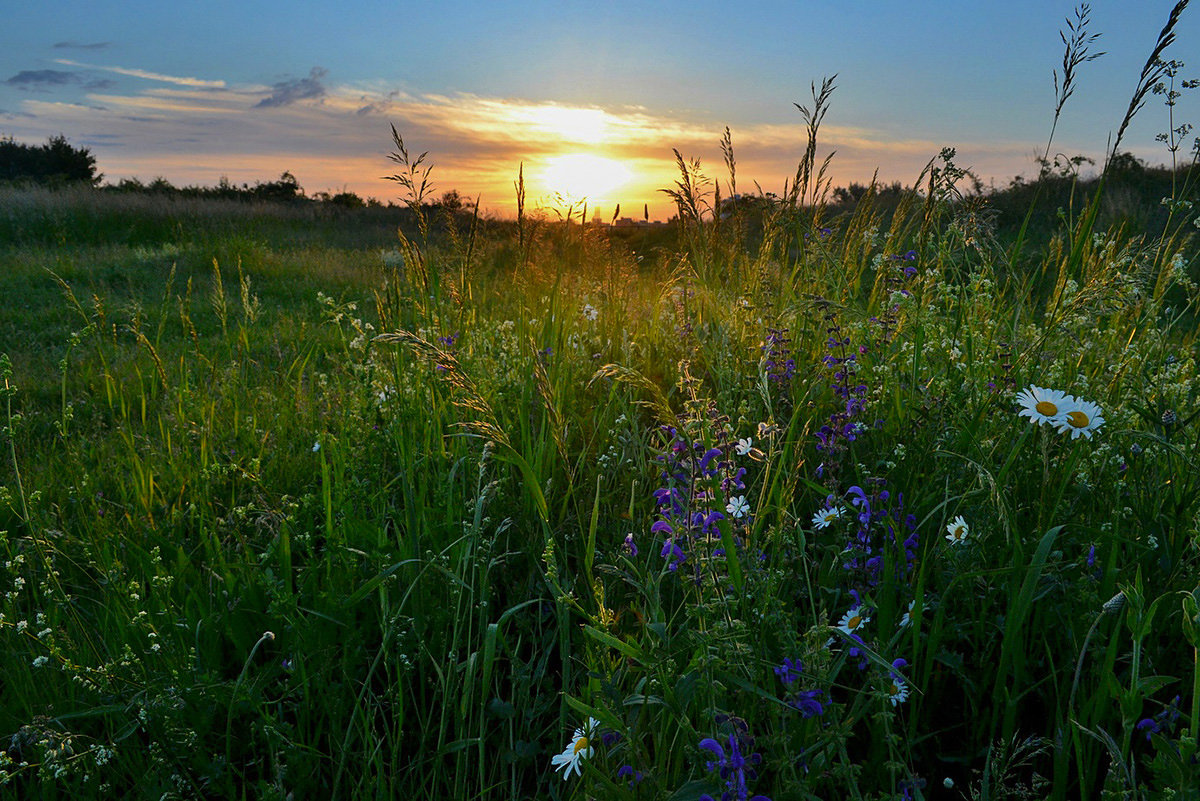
{"left": 583, "top": 624, "right": 646, "bottom": 664}
{"left": 715, "top": 513, "right": 744, "bottom": 593}
{"left": 667, "top": 779, "right": 722, "bottom": 801}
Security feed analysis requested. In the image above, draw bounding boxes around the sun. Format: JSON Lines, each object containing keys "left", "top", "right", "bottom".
{"left": 541, "top": 154, "right": 631, "bottom": 201}
{"left": 526, "top": 106, "right": 609, "bottom": 145}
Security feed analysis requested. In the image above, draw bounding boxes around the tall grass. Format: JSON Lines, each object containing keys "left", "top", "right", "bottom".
{"left": 2, "top": 4, "right": 1200, "bottom": 799}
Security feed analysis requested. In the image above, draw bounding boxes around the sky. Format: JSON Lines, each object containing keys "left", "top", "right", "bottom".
{"left": 2, "top": 1, "right": 1198, "bottom": 221}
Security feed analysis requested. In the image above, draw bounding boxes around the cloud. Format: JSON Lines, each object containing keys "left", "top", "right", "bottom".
{"left": 53, "top": 59, "right": 225, "bottom": 88}
{"left": 6, "top": 70, "right": 79, "bottom": 90}
{"left": 255, "top": 67, "right": 328, "bottom": 108}
{"left": 2, "top": 70, "right": 1068, "bottom": 219}
{"left": 53, "top": 41, "right": 109, "bottom": 50}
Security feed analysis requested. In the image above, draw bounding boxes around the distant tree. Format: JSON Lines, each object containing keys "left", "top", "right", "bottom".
{"left": 1105, "top": 151, "right": 1146, "bottom": 177}
{"left": 251, "top": 171, "right": 304, "bottom": 202}
{"left": 831, "top": 180, "right": 907, "bottom": 206}
{"left": 312, "top": 189, "right": 365, "bottom": 208}
{"left": 111, "top": 177, "right": 146, "bottom": 192}
{"left": 147, "top": 176, "right": 177, "bottom": 193}
{"left": 0, "top": 133, "right": 101, "bottom": 185}
{"left": 436, "top": 189, "right": 465, "bottom": 213}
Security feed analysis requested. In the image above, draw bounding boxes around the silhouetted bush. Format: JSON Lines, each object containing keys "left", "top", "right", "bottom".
{"left": 0, "top": 134, "right": 101, "bottom": 186}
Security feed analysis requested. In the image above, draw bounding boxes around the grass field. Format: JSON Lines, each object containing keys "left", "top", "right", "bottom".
{"left": 3, "top": 16, "right": 1200, "bottom": 800}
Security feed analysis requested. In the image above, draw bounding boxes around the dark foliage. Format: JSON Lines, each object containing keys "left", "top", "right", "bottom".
{"left": 0, "top": 134, "right": 101, "bottom": 186}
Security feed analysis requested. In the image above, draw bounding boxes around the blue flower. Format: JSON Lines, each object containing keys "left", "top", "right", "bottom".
{"left": 697, "top": 731, "right": 771, "bottom": 801}
{"left": 774, "top": 657, "right": 803, "bottom": 686}
{"left": 790, "top": 689, "right": 828, "bottom": 719}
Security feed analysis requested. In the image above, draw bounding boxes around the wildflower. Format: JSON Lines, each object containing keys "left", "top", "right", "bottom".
{"left": 582, "top": 303, "right": 598, "bottom": 321}
{"left": 312, "top": 441, "right": 321, "bottom": 453}
{"left": 735, "top": 437, "right": 753, "bottom": 456}
{"left": 762, "top": 327, "right": 795, "bottom": 383}
{"left": 790, "top": 688, "right": 829, "bottom": 719}
{"left": 31, "top": 656, "right": 49, "bottom": 668}
{"left": 887, "top": 659, "right": 910, "bottom": 706}
{"left": 726, "top": 495, "right": 749, "bottom": 519}
{"left": 837, "top": 606, "right": 871, "bottom": 636}
{"left": 550, "top": 717, "right": 598, "bottom": 780}
{"left": 1015, "top": 385, "right": 1072, "bottom": 426}
{"left": 698, "top": 732, "right": 771, "bottom": 801}
{"left": 899, "top": 600, "right": 915, "bottom": 628}
{"left": 617, "top": 765, "right": 644, "bottom": 786}
{"left": 1136, "top": 696, "right": 1181, "bottom": 741}
{"left": 812, "top": 506, "right": 843, "bottom": 529}
{"left": 945, "top": 515, "right": 969, "bottom": 545}
{"left": 622, "top": 532, "right": 638, "bottom": 557}
{"left": 774, "top": 657, "right": 803, "bottom": 686}
{"left": 1054, "top": 397, "right": 1105, "bottom": 439}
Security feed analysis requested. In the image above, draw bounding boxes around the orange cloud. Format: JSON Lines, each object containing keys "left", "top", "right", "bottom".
{"left": 9, "top": 73, "right": 1074, "bottom": 220}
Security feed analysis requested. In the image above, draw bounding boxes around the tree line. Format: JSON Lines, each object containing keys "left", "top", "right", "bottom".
{"left": 0, "top": 134, "right": 101, "bottom": 185}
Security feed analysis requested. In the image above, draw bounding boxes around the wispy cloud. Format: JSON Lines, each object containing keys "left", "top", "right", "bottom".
{"left": 255, "top": 67, "right": 327, "bottom": 108}
{"left": 6, "top": 69, "right": 115, "bottom": 92}
{"left": 53, "top": 58, "right": 225, "bottom": 88}
{"left": 3, "top": 71, "right": 1056, "bottom": 218}
{"left": 53, "top": 41, "right": 109, "bottom": 50}
{"left": 6, "top": 70, "right": 78, "bottom": 90}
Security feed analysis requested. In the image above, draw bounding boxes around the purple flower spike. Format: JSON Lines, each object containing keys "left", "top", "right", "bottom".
{"left": 698, "top": 737, "right": 725, "bottom": 769}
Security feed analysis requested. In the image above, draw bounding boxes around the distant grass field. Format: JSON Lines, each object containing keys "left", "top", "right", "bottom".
{"left": 2, "top": 10, "right": 1200, "bottom": 799}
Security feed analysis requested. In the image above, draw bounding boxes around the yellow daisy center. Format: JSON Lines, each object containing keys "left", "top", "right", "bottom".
{"left": 951, "top": 525, "right": 965, "bottom": 539}
{"left": 1066, "top": 410, "right": 1090, "bottom": 428}
{"left": 889, "top": 681, "right": 901, "bottom": 695}
{"left": 847, "top": 614, "right": 862, "bottom": 629}
{"left": 1035, "top": 400, "right": 1059, "bottom": 416}
{"left": 572, "top": 736, "right": 589, "bottom": 755}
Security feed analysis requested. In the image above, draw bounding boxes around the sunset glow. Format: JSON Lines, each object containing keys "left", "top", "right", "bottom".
{"left": 3, "top": 3, "right": 1195, "bottom": 220}
{"left": 538, "top": 153, "right": 631, "bottom": 202}
{"left": 521, "top": 106, "right": 610, "bottom": 145}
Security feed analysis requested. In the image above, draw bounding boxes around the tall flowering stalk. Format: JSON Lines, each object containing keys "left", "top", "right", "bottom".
{"left": 842, "top": 481, "right": 918, "bottom": 588}
{"left": 652, "top": 417, "right": 749, "bottom": 580}
{"left": 871, "top": 250, "right": 918, "bottom": 348}
{"left": 814, "top": 300, "right": 868, "bottom": 485}
{"left": 698, "top": 721, "right": 772, "bottom": 801}
{"left": 761, "top": 326, "right": 796, "bottom": 413}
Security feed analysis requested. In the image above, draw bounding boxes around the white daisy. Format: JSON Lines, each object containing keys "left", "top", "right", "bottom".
{"left": 726, "top": 495, "right": 749, "bottom": 519}
{"left": 837, "top": 606, "right": 871, "bottom": 636}
{"left": 735, "top": 437, "right": 753, "bottom": 456}
{"left": 1015, "top": 385, "right": 1072, "bottom": 426}
{"left": 812, "top": 506, "right": 844, "bottom": 530}
{"left": 1054, "top": 397, "right": 1105, "bottom": 440}
{"left": 550, "top": 717, "right": 598, "bottom": 780}
{"left": 886, "top": 674, "right": 910, "bottom": 706}
{"left": 945, "top": 515, "right": 969, "bottom": 545}
{"left": 582, "top": 303, "right": 598, "bottom": 321}
{"left": 899, "top": 600, "right": 915, "bottom": 628}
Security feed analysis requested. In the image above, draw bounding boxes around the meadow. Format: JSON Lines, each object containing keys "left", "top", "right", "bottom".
{"left": 3, "top": 11, "right": 1200, "bottom": 800}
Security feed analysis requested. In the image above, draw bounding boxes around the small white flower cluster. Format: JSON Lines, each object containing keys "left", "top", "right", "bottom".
{"left": 1015, "top": 385, "right": 1105, "bottom": 439}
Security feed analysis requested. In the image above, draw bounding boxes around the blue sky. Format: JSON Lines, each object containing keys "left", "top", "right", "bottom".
{"left": 2, "top": 1, "right": 1197, "bottom": 219}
